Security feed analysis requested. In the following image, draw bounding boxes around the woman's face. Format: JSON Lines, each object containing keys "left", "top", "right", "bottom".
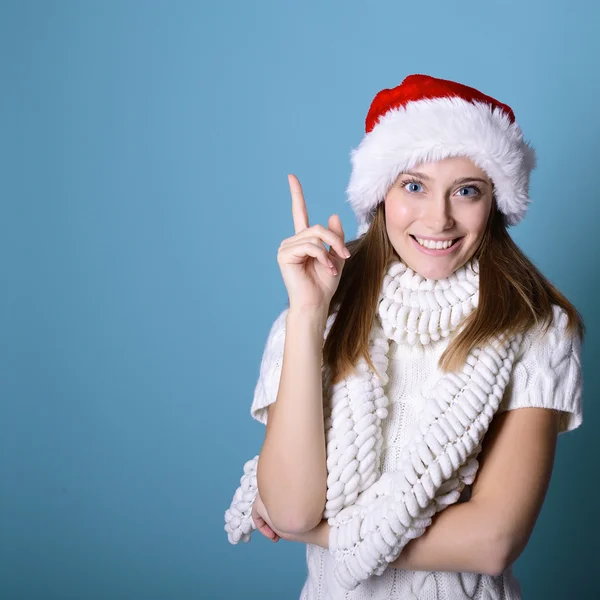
{"left": 384, "top": 156, "right": 494, "bottom": 280}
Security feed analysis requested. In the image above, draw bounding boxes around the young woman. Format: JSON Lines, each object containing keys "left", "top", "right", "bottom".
{"left": 224, "top": 74, "right": 584, "bottom": 599}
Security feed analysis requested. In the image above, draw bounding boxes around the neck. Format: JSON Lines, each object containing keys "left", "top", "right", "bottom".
{"left": 378, "top": 256, "right": 479, "bottom": 347}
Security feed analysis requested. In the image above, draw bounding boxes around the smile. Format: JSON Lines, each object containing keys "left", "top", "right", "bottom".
{"left": 410, "top": 234, "right": 465, "bottom": 256}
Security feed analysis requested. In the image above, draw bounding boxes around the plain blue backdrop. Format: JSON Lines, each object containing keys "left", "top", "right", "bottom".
{"left": 1, "top": 0, "right": 598, "bottom": 598}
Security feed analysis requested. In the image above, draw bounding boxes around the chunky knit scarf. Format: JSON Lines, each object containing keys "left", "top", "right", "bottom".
{"left": 224, "top": 258, "right": 522, "bottom": 590}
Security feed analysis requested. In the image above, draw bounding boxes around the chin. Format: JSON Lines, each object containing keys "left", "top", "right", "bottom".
{"left": 398, "top": 247, "right": 468, "bottom": 280}
{"left": 413, "top": 261, "right": 458, "bottom": 280}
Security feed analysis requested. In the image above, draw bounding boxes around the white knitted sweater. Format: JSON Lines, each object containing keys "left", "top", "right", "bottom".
{"left": 243, "top": 303, "right": 582, "bottom": 599}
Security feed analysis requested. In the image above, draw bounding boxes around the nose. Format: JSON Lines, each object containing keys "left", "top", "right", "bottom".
{"left": 423, "top": 194, "right": 455, "bottom": 231}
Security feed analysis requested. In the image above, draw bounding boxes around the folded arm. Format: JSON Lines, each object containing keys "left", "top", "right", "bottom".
{"left": 392, "top": 406, "right": 559, "bottom": 574}
{"left": 227, "top": 392, "right": 560, "bottom": 580}
{"left": 285, "top": 406, "right": 560, "bottom": 577}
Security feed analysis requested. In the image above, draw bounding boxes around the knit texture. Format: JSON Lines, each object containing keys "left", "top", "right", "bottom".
{"left": 224, "top": 269, "right": 583, "bottom": 598}
{"left": 225, "top": 258, "right": 501, "bottom": 562}
{"left": 298, "top": 310, "right": 581, "bottom": 599}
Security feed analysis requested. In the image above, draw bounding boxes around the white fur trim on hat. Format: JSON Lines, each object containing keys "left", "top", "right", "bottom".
{"left": 347, "top": 96, "right": 536, "bottom": 236}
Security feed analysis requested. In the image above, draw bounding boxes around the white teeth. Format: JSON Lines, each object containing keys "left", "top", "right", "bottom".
{"left": 415, "top": 236, "right": 457, "bottom": 250}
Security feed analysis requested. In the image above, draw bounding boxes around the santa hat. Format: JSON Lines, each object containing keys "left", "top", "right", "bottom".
{"left": 347, "top": 74, "right": 537, "bottom": 235}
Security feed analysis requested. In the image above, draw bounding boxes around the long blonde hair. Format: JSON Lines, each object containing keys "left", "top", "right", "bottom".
{"left": 323, "top": 199, "right": 585, "bottom": 384}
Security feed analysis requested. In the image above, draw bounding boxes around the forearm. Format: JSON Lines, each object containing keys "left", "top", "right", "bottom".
{"left": 283, "top": 499, "right": 507, "bottom": 576}
{"left": 281, "top": 503, "right": 505, "bottom": 578}
{"left": 257, "top": 307, "right": 328, "bottom": 532}
{"left": 390, "top": 498, "right": 507, "bottom": 576}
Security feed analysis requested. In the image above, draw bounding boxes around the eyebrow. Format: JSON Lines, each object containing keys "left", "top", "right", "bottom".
{"left": 400, "top": 170, "right": 491, "bottom": 186}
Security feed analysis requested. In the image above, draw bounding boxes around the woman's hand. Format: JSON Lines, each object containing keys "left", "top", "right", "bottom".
{"left": 252, "top": 493, "right": 280, "bottom": 543}
{"left": 277, "top": 174, "right": 350, "bottom": 313}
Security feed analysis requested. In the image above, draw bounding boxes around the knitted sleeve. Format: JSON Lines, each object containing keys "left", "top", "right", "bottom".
{"left": 496, "top": 304, "right": 583, "bottom": 433}
{"left": 250, "top": 307, "right": 338, "bottom": 423}
{"left": 249, "top": 308, "right": 289, "bottom": 425}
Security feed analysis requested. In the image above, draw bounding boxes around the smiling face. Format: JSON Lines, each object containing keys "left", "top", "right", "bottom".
{"left": 383, "top": 156, "right": 494, "bottom": 280}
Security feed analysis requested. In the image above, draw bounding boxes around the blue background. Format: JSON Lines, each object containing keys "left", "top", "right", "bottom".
{"left": 2, "top": 0, "right": 598, "bottom": 598}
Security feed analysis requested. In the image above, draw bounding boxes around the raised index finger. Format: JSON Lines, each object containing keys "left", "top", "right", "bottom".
{"left": 288, "top": 174, "right": 309, "bottom": 234}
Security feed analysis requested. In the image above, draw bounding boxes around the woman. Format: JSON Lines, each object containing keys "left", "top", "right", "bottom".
{"left": 224, "top": 74, "right": 584, "bottom": 599}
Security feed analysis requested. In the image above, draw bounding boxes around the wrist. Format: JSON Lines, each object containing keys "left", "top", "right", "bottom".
{"left": 286, "top": 306, "right": 329, "bottom": 332}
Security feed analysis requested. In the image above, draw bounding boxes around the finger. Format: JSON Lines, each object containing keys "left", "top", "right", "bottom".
{"left": 326, "top": 215, "right": 349, "bottom": 263}
{"left": 258, "top": 522, "right": 278, "bottom": 541}
{"left": 278, "top": 241, "right": 338, "bottom": 276}
{"left": 253, "top": 513, "right": 269, "bottom": 533}
{"left": 281, "top": 226, "right": 349, "bottom": 259}
{"left": 280, "top": 236, "right": 328, "bottom": 255}
{"left": 288, "top": 174, "right": 310, "bottom": 234}
{"left": 327, "top": 214, "right": 345, "bottom": 246}
{"left": 253, "top": 513, "right": 265, "bottom": 528}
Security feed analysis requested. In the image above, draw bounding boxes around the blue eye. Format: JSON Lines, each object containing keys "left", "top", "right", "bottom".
{"left": 457, "top": 186, "right": 481, "bottom": 197}
{"left": 402, "top": 180, "right": 424, "bottom": 193}
{"left": 400, "top": 178, "right": 482, "bottom": 198}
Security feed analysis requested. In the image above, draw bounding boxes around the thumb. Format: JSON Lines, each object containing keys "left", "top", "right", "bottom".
{"left": 327, "top": 214, "right": 344, "bottom": 241}
{"left": 327, "top": 214, "right": 347, "bottom": 267}
{"left": 328, "top": 213, "right": 345, "bottom": 244}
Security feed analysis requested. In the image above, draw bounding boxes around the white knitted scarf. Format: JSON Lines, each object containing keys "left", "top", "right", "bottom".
{"left": 224, "top": 257, "right": 523, "bottom": 590}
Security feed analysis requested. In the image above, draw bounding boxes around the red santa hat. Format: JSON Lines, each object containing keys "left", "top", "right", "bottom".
{"left": 347, "top": 74, "right": 537, "bottom": 235}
